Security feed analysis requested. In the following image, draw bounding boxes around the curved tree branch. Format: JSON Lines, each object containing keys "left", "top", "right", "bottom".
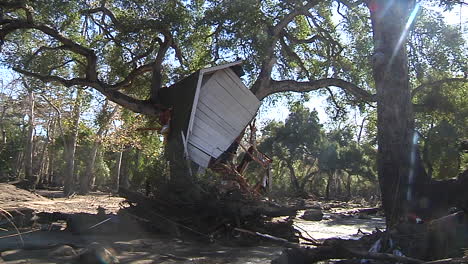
{"left": 255, "top": 78, "right": 376, "bottom": 102}
{"left": 2, "top": 9, "right": 167, "bottom": 116}
{"left": 411, "top": 78, "right": 468, "bottom": 98}
{"left": 251, "top": 0, "right": 322, "bottom": 95}
{"left": 14, "top": 67, "right": 160, "bottom": 116}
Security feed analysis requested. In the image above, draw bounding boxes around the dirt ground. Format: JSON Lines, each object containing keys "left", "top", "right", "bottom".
{"left": 0, "top": 183, "right": 125, "bottom": 214}
{"left": 0, "top": 183, "right": 284, "bottom": 263}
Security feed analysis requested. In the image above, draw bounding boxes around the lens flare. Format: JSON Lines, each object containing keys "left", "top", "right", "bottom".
{"left": 390, "top": 3, "right": 421, "bottom": 67}
{"left": 406, "top": 132, "right": 419, "bottom": 201}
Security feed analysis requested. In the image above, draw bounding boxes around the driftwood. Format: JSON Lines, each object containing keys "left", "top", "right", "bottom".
{"left": 424, "top": 258, "right": 468, "bottom": 264}
{"left": 118, "top": 187, "right": 299, "bottom": 243}
{"left": 273, "top": 209, "right": 468, "bottom": 264}
{"left": 233, "top": 227, "right": 299, "bottom": 248}
{"left": 338, "top": 207, "right": 380, "bottom": 216}
{"left": 272, "top": 239, "right": 425, "bottom": 264}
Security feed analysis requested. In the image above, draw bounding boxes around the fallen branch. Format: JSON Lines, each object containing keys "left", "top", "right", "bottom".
{"left": 424, "top": 258, "right": 468, "bottom": 264}
{"left": 346, "top": 248, "right": 424, "bottom": 264}
{"left": 233, "top": 227, "right": 299, "bottom": 248}
{"left": 272, "top": 237, "right": 426, "bottom": 264}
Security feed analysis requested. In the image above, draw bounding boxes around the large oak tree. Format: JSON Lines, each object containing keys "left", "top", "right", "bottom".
{"left": 1, "top": 0, "right": 466, "bottom": 226}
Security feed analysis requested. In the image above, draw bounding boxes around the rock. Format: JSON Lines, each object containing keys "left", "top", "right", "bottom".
{"left": 74, "top": 242, "right": 119, "bottom": 264}
{"left": 48, "top": 245, "right": 77, "bottom": 259}
{"left": 300, "top": 209, "right": 323, "bottom": 221}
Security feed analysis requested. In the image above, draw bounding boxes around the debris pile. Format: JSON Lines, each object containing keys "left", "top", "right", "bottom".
{"left": 117, "top": 187, "right": 300, "bottom": 245}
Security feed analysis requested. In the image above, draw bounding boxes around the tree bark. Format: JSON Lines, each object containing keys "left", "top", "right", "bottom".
{"left": 24, "top": 89, "right": 35, "bottom": 185}
{"left": 325, "top": 171, "right": 334, "bottom": 200}
{"left": 63, "top": 89, "right": 83, "bottom": 196}
{"left": 47, "top": 118, "right": 56, "bottom": 184}
{"left": 80, "top": 143, "right": 99, "bottom": 193}
{"left": 286, "top": 161, "right": 300, "bottom": 193}
{"left": 368, "top": 0, "right": 429, "bottom": 227}
{"left": 119, "top": 148, "right": 131, "bottom": 189}
{"left": 159, "top": 73, "right": 201, "bottom": 201}
{"left": 37, "top": 116, "right": 52, "bottom": 184}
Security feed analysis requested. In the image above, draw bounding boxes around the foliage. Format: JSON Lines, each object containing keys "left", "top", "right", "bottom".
{"left": 258, "top": 102, "right": 376, "bottom": 198}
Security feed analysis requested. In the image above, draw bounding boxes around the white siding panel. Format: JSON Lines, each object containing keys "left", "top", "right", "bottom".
{"left": 208, "top": 78, "right": 255, "bottom": 117}
{"left": 189, "top": 132, "right": 224, "bottom": 157}
{"left": 191, "top": 121, "right": 228, "bottom": 151}
{"left": 187, "top": 144, "right": 211, "bottom": 168}
{"left": 196, "top": 102, "right": 239, "bottom": 135}
{"left": 215, "top": 70, "right": 260, "bottom": 114}
{"left": 198, "top": 87, "right": 249, "bottom": 130}
{"left": 186, "top": 64, "right": 261, "bottom": 168}
{"left": 194, "top": 111, "right": 237, "bottom": 141}
{"left": 222, "top": 69, "right": 261, "bottom": 111}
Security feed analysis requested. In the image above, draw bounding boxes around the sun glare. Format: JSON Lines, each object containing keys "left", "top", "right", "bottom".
{"left": 390, "top": 3, "right": 421, "bottom": 67}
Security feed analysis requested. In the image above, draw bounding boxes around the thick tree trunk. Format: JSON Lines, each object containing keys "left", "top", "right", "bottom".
{"left": 159, "top": 73, "right": 201, "bottom": 201}
{"left": 286, "top": 161, "right": 300, "bottom": 193}
{"left": 24, "top": 89, "right": 35, "bottom": 184}
{"left": 368, "top": 0, "right": 429, "bottom": 227}
{"left": 119, "top": 148, "right": 130, "bottom": 189}
{"left": 80, "top": 143, "right": 98, "bottom": 193}
{"left": 63, "top": 89, "right": 82, "bottom": 196}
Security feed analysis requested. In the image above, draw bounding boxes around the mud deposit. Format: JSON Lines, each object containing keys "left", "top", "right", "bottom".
{"left": 0, "top": 184, "right": 385, "bottom": 263}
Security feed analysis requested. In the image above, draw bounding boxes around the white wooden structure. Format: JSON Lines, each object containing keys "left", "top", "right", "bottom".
{"left": 185, "top": 61, "right": 261, "bottom": 168}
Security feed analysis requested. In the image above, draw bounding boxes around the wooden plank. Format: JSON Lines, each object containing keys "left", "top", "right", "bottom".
{"left": 224, "top": 68, "right": 255, "bottom": 95}
{"left": 186, "top": 71, "right": 204, "bottom": 142}
{"left": 211, "top": 77, "right": 258, "bottom": 117}
{"left": 201, "top": 72, "right": 214, "bottom": 87}
{"left": 200, "top": 78, "right": 254, "bottom": 126}
{"left": 217, "top": 69, "right": 261, "bottom": 113}
{"left": 191, "top": 121, "right": 230, "bottom": 151}
{"left": 199, "top": 60, "right": 243, "bottom": 75}
{"left": 198, "top": 90, "right": 250, "bottom": 131}
{"left": 188, "top": 131, "right": 214, "bottom": 154}
{"left": 194, "top": 111, "right": 237, "bottom": 140}
{"left": 187, "top": 144, "right": 211, "bottom": 168}
{"left": 189, "top": 132, "right": 223, "bottom": 157}
{"left": 196, "top": 101, "right": 239, "bottom": 135}
{"left": 221, "top": 68, "right": 260, "bottom": 107}
{"left": 208, "top": 75, "right": 259, "bottom": 116}
{"left": 186, "top": 61, "right": 244, "bottom": 144}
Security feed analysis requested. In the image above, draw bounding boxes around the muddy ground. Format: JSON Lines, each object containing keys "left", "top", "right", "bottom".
{"left": 0, "top": 184, "right": 285, "bottom": 263}
{"left": 0, "top": 183, "right": 384, "bottom": 263}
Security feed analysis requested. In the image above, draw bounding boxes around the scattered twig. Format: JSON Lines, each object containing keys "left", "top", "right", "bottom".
{"left": 0, "top": 228, "right": 40, "bottom": 240}
{"left": 0, "top": 208, "right": 25, "bottom": 246}
{"left": 293, "top": 224, "right": 322, "bottom": 246}
{"left": 233, "top": 227, "right": 299, "bottom": 248}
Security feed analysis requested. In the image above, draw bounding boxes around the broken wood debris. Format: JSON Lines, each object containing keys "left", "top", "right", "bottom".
{"left": 118, "top": 187, "right": 299, "bottom": 244}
